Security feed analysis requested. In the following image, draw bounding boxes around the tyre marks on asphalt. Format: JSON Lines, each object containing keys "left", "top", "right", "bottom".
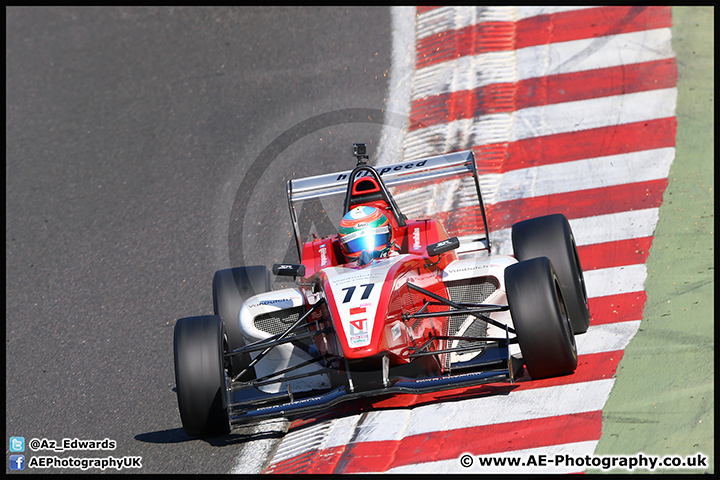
{"left": 262, "top": 6, "right": 677, "bottom": 473}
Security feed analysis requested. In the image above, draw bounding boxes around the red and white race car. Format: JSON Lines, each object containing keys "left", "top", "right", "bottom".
{"left": 173, "top": 144, "right": 590, "bottom": 437}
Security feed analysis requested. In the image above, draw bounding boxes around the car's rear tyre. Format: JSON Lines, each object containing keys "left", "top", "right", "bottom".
{"left": 174, "top": 315, "right": 231, "bottom": 437}
{"left": 511, "top": 214, "right": 590, "bottom": 334}
{"left": 213, "top": 266, "right": 270, "bottom": 380}
{"left": 505, "top": 257, "right": 577, "bottom": 379}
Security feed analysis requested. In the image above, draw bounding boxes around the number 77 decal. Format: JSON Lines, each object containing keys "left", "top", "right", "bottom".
{"left": 341, "top": 283, "right": 374, "bottom": 303}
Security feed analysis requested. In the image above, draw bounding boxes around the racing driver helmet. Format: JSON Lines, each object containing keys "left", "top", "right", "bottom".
{"left": 339, "top": 206, "right": 393, "bottom": 261}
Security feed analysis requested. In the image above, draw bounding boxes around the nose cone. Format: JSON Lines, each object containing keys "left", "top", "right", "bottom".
{"left": 322, "top": 257, "right": 399, "bottom": 359}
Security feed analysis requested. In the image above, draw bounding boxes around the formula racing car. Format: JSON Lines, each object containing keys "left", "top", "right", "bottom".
{"left": 173, "top": 144, "right": 590, "bottom": 436}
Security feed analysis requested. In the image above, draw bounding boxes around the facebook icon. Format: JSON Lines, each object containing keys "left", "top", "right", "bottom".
{"left": 10, "top": 455, "right": 25, "bottom": 470}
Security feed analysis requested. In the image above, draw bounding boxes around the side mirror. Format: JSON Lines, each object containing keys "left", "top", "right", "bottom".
{"left": 426, "top": 237, "right": 460, "bottom": 256}
{"left": 272, "top": 263, "right": 306, "bottom": 277}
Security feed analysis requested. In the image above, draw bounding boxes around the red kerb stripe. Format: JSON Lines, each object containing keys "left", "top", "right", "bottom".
{"left": 578, "top": 237, "right": 654, "bottom": 271}
{"left": 410, "top": 60, "right": 677, "bottom": 130}
{"left": 516, "top": 6, "right": 672, "bottom": 49}
{"left": 589, "top": 291, "right": 647, "bottom": 326}
{"left": 495, "top": 118, "right": 677, "bottom": 172}
{"left": 417, "top": 7, "right": 672, "bottom": 69}
{"left": 337, "top": 411, "right": 603, "bottom": 473}
{"left": 432, "top": 178, "right": 669, "bottom": 234}
{"left": 489, "top": 179, "right": 668, "bottom": 229}
{"left": 266, "top": 350, "right": 625, "bottom": 473}
{"left": 515, "top": 59, "right": 678, "bottom": 110}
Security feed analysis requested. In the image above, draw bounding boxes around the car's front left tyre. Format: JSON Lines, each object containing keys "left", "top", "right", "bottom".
{"left": 174, "top": 315, "right": 231, "bottom": 437}
{"left": 505, "top": 257, "right": 578, "bottom": 379}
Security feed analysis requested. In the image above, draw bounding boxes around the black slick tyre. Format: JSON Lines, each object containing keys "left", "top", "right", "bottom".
{"left": 511, "top": 213, "right": 590, "bottom": 334}
{"left": 173, "top": 315, "right": 231, "bottom": 437}
{"left": 213, "top": 266, "right": 270, "bottom": 380}
{"left": 505, "top": 257, "right": 578, "bottom": 379}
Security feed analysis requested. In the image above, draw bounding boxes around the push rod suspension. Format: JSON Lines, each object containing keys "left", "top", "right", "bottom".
{"left": 406, "top": 282, "right": 515, "bottom": 335}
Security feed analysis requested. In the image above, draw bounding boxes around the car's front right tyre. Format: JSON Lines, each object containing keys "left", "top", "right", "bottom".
{"left": 511, "top": 214, "right": 590, "bottom": 334}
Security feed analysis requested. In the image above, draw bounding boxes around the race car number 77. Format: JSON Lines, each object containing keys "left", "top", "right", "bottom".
{"left": 341, "top": 284, "right": 374, "bottom": 303}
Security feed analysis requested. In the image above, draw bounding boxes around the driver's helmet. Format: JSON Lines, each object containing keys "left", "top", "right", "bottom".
{"left": 339, "top": 206, "right": 392, "bottom": 261}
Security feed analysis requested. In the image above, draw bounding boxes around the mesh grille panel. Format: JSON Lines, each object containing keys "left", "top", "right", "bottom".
{"left": 253, "top": 306, "right": 312, "bottom": 353}
{"left": 444, "top": 276, "right": 499, "bottom": 368}
{"left": 445, "top": 277, "right": 499, "bottom": 307}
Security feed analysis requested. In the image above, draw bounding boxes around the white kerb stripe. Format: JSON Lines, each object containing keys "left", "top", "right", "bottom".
{"left": 339, "top": 379, "right": 614, "bottom": 443}
{"left": 585, "top": 264, "right": 648, "bottom": 298}
{"left": 416, "top": 6, "right": 599, "bottom": 41}
{"left": 490, "top": 209, "right": 661, "bottom": 256}
{"left": 405, "top": 89, "right": 678, "bottom": 154}
{"left": 577, "top": 320, "right": 642, "bottom": 355}
{"left": 495, "top": 148, "right": 675, "bottom": 202}
{"left": 509, "top": 88, "right": 678, "bottom": 142}
{"left": 412, "top": 29, "right": 674, "bottom": 100}
{"left": 517, "top": 28, "right": 674, "bottom": 80}
{"left": 396, "top": 147, "right": 674, "bottom": 214}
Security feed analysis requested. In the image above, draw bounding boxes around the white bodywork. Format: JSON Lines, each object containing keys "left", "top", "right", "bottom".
{"left": 442, "top": 253, "right": 521, "bottom": 359}
{"left": 322, "top": 255, "right": 404, "bottom": 349}
{"left": 239, "top": 288, "right": 331, "bottom": 394}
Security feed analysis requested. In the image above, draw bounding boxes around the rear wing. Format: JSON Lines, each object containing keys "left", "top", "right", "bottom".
{"left": 286, "top": 150, "right": 492, "bottom": 260}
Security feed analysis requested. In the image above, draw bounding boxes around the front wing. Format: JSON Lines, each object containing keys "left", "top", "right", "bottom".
{"left": 226, "top": 285, "right": 523, "bottom": 425}
{"left": 229, "top": 349, "right": 522, "bottom": 425}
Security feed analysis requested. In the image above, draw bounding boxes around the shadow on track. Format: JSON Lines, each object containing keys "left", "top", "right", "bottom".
{"left": 135, "top": 425, "right": 286, "bottom": 447}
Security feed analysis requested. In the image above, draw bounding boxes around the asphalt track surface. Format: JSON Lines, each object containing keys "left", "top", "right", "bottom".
{"left": 6, "top": 7, "right": 392, "bottom": 474}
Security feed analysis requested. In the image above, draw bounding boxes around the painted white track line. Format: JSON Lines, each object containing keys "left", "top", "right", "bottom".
{"left": 376, "top": 6, "right": 416, "bottom": 167}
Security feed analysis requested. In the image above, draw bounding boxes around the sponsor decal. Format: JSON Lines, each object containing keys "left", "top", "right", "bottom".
{"left": 446, "top": 264, "right": 490, "bottom": 275}
{"left": 391, "top": 324, "right": 402, "bottom": 341}
{"left": 349, "top": 319, "right": 366, "bottom": 332}
{"left": 335, "top": 160, "right": 428, "bottom": 181}
{"left": 350, "top": 334, "right": 369, "bottom": 346}
{"left": 412, "top": 227, "right": 421, "bottom": 250}
{"left": 348, "top": 305, "right": 368, "bottom": 334}
{"left": 247, "top": 298, "right": 294, "bottom": 309}
{"left": 318, "top": 244, "right": 328, "bottom": 266}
